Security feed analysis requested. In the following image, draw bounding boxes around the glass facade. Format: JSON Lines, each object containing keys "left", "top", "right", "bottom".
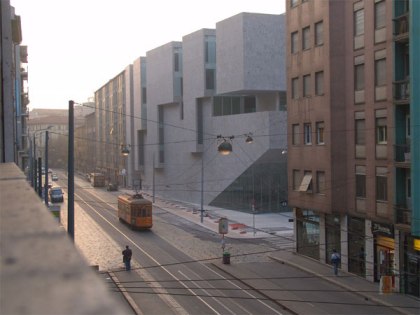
{"left": 297, "top": 209, "right": 320, "bottom": 260}
{"left": 348, "top": 216, "right": 365, "bottom": 276}
{"left": 210, "top": 152, "right": 287, "bottom": 213}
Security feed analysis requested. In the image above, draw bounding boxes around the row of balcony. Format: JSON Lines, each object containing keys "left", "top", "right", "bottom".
{"left": 393, "top": 13, "right": 409, "bottom": 43}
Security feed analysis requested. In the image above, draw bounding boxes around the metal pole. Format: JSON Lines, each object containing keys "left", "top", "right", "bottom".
{"left": 44, "top": 130, "right": 49, "bottom": 205}
{"left": 200, "top": 153, "right": 204, "bottom": 223}
{"left": 29, "top": 138, "right": 33, "bottom": 186}
{"left": 37, "top": 157, "right": 42, "bottom": 197}
{"left": 33, "top": 134, "right": 36, "bottom": 189}
{"left": 68, "top": 100, "right": 74, "bottom": 240}
{"left": 152, "top": 153, "right": 155, "bottom": 203}
{"left": 34, "top": 158, "right": 37, "bottom": 192}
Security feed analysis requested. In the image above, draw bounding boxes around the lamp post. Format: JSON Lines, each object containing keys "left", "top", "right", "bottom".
{"left": 32, "top": 126, "right": 52, "bottom": 199}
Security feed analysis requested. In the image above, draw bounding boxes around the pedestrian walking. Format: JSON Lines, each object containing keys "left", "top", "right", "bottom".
{"left": 122, "top": 245, "right": 132, "bottom": 271}
{"left": 331, "top": 249, "right": 341, "bottom": 276}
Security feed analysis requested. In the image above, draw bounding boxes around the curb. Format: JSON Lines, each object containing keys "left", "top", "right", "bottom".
{"left": 109, "top": 271, "right": 143, "bottom": 315}
{"left": 268, "top": 256, "right": 411, "bottom": 315}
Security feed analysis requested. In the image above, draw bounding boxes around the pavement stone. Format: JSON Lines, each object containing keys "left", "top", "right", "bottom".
{"left": 60, "top": 181, "right": 419, "bottom": 315}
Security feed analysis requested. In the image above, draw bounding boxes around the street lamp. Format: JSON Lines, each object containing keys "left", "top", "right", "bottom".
{"left": 121, "top": 144, "right": 130, "bottom": 156}
{"left": 217, "top": 135, "right": 234, "bottom": 155}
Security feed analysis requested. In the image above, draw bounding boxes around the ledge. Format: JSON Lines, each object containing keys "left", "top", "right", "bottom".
{"left": 0, "top": 163, "right": 126, "bottom": 315}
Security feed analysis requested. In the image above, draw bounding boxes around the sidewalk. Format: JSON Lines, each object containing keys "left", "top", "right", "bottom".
{"left": 117, "top": 189, "right": 419, "bottom": 315}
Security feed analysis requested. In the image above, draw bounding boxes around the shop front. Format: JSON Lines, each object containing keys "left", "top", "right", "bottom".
{"left": 401, "top": 234, "right": 420, "bottom": 297}
{"left": 296, "top": 208, "right": 320, "bottom": 260}
{"left": 372, "top": 222, "right": 395, "bottom": 287}
{"left": 348, "top": 216, "right": 366, "bottom": 277}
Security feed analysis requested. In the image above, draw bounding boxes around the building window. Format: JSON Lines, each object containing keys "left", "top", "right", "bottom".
{"left": 292, "top": 77, "right": 299, "bottom": 99}
{"left": 244, "top": 96, "right": 256, "bottom": 113}
{"left": 293, "top": 170, "right": 300, "bottom": 191}
{"left": 316, "top": 171, "right": 325, "bottom": 194}
{"left": 206, "top": 69, "right": 215, "bottom": 90}
{"left": 304, "top": 123, "right": 312, "bottom": 145}
{"left": 354, "top": 63, "right": 364, "bottom": 91}
{"left": 291, "top": 0, "right": 298, "bottom": 8}
{"left": 375, "top": 58, "right": 386, "bottom": 86}
{"left": 303, "top": 74, "right": 311, "bottom": 97}
{"left": 354, "top": 9, "right": 364, "bottom": 36}
{"left": 299, "top": 171, "right": 313, "bottom": 192}
{"left": 292, "top": 124, "right": 300, "bottom": 145}
{"left": 174, "top": 51, "right": 181, "bottom": 72}
{"left": 315, "top": 71, "right": 324, "bottom": 95}
{"left": 355, "top": 118, "right": 366, "bottom": 145}
{"left": 291, "top": 31, "right": 299, "bottom": 53}
{"left": 315, "top": 21, "right": 323, "bottom": 46}
{"left": 355, "top": 166, "right": 366, "bottom": 198}
{"left": 302, "top": 26, "right": 310, "bottom": 50}
{"left": 375, "top": 0, "right": 386, "bottom": 29}
{"left": 205, "top": 35, "right": 216, "bottom": 64}
{"left": 316, "top": 122, "right": 325, "bottom": 144}
{"left": 376, "top": 117, "right": 387, "bottom": 144}
{"left": 376, "top": 167, "right": 388, "bottom": 201}
{"left": 213, "top": 96, "right": 245, "bottom": 116}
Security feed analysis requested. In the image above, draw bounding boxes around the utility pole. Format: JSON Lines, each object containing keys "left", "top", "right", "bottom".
{"left": 201, "top": 153, "right": 204, "bottom": 223}
{"left": 152, "top": 152, "right": 155, "bottom": 203}
{"left": 68, "top": 100, "right": 74, "bottom": 240}
{"left": 44, "top": 130, "right": 49, "bottom": 205}
{"left": 37, "top": 157, "right": 42, "bottom": 197}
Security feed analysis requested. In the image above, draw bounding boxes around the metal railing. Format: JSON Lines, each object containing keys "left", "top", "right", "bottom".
{"left": 394, "top": 143, "right": 410, "bottom": 163}
{"left": 393, "top": 79, "right": 410, "bottom": 103}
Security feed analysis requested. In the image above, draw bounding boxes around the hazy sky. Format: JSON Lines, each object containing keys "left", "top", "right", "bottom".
{"left": 11, "top": 0, "right": 285, "bottom": 110}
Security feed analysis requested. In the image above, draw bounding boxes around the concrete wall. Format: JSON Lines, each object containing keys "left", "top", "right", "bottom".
{"left": 216, "top": 13, "right": 286, "bottom": 94}
{"left": 0, "top": 163, "right": 127, "bottom": 314}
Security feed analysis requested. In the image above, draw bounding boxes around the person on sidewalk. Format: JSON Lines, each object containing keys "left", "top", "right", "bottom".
{"left": 331, "top": 249, "right": 341, "bottom": 276}
{"left": 122, "top": 245, "right": 132, "bottom": 271}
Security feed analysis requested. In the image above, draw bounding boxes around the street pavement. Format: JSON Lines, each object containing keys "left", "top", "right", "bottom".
{"left": 59, "top": 177, "right": 419, "bottom": 315}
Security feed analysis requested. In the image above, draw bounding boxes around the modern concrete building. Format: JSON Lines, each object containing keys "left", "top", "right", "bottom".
{"left": 286, "top": 0, "right": 419, "bottom": 296}
{"left": 130, "top": 12, "right": 288, "bottom": 212}
{"left": 0, "top": 1, "right": 29, "bottom": 168}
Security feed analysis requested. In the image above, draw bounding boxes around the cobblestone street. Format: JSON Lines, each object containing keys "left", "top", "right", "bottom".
{"left": 59, "top": 185, "right": 273, "bottom": 273}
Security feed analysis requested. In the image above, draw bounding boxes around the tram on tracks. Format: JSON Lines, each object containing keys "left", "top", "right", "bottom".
{"left": 117, "top": 193, "right": 153, "bottom": 230}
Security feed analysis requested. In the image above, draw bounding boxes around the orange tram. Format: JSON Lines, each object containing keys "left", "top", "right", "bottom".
{"left": 117, "top": 193, "right": 153, "bottom": 230}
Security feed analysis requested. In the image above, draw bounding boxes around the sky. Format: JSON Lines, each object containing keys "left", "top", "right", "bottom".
{"left": 11, "top": 0, "right": 285, "bottom": 110}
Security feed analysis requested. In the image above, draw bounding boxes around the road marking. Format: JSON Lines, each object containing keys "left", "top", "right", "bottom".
{"left": 74, "top": 191, "right": 218, "bottom": 315}
{"left": 204, "top": 264, "right": 285, "bottom": 315}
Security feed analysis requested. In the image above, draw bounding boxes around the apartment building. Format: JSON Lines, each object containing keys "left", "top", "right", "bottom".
{"left": 94, "top": 71, "right": 128, "bottom": 186}
{"left": 0, "top": 1, "right": 29, "bottom": 168}
{"left": 287, "top": 0, "right": 419, "bottom": 296}
{"left": 393, "top": 0, "right": 420, "bottom": 297}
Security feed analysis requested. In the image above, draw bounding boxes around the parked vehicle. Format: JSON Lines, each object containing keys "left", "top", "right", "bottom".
{"left": 49, "top": 186, "right": 64, "bottom": 203}
{"left": 52, "top": 173, "right": 58, "bottom": 181}
{"left": 107, "top": 182, "right": 118, "bottom": 191}
{"left": 90, "top": 173, "right": 105, "bottom": 187}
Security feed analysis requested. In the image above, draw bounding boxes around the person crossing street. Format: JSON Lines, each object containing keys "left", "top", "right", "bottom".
{"left": 122, "top": 245, "right": 132, "bottom": 271}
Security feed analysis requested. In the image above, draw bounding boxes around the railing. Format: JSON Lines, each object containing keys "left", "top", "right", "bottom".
{"left": 393, "top": 79, "right": 410, "bottom": 103}
{"left": 395, "top": 205, "right": 411, "bottom": 226}
{"left": 393, "top": 13, "right": 409, "bottom": 42}
{"left": 394, "top": 144, "right": 410, "bottom": 163}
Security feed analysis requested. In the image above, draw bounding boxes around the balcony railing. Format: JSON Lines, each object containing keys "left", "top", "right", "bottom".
{"left": 393, "top": 79, "right": 410, "bottom": 103}
{"left": 393, "top": 13, "right": 409, "bottom": 43}
{"left": 394, "top": 144, "right": 411, "bottom": 163}
{"left": 395, "top": 205, "right": 411, "bottom": 226}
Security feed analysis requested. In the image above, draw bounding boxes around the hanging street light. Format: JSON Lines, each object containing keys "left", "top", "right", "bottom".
{"left": 121, "top": 145, "right": 130, "bottom": 156}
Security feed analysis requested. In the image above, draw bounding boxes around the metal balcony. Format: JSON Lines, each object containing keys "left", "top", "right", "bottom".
{"left": 393, "top": 79, "right": 410, "bottom": 104}
{"left": 394, "top": 144, "right": 411, "bottom": 166}
{"left": 395, "top": 205, "right": 411, "bottom": 226}
{"left": 393, "top": 13, "right": 409, "bottom": 43}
